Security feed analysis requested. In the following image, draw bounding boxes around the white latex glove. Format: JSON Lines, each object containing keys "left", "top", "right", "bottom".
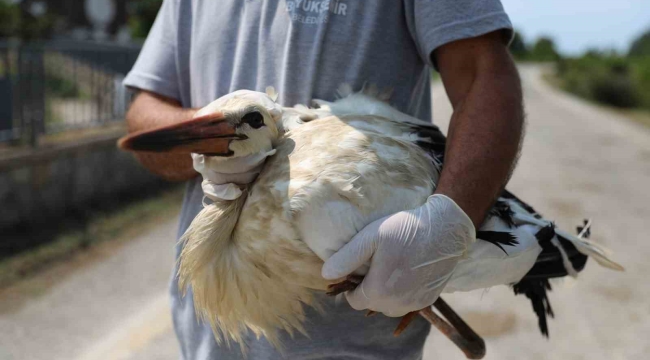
{"left": 192, "top": 150, "right": 275, "bottom": 201}
{"left": 321, "top": 194, "right": 476, "bottom": 317}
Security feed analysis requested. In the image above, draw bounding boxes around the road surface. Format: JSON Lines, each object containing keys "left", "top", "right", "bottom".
{"left": 1, "top": 65, "right": 648, "bottom": 360}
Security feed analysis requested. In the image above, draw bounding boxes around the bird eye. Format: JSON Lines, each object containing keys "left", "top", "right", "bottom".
{"left": 242, "top": 112, "right": 265, "bottom": 129}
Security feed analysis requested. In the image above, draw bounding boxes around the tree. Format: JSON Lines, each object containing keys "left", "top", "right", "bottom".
{"left": 509, "top": 31, "right": 528, "bottom": 60}
{"left": 0, "top": 1, "right": 20, "bottom": 38}
{"left": 530, "top": 37, "right": 560, "bottom": 62}
{"left": 0, "top": 0, "right": 59, "bottom": 40}
{"left": 127, "top": 0, "right": 163, "bottom": 39}
{"left": 629, "top": 29, "right": 650, "bottom": 57}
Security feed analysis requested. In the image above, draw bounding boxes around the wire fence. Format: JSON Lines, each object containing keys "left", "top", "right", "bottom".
{"left": 0, "top": 40, "right": 141, "bottom": 146}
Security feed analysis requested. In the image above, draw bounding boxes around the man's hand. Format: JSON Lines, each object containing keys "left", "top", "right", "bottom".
{"left": 322, "top": 195, "right": 475, "bottom": 317}
{"left": 125, "top": 91, "right": 198, "bottom": 181}
{"left": 321, "top": 30, "right": 523, "bottom": 316}
{"left": 126, "top": 89, "right": 279, "bottom": 186}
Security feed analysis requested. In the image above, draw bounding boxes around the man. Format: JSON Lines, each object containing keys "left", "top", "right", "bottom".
{"left": 124, "top": 0, "right": 523, "bottom": 359}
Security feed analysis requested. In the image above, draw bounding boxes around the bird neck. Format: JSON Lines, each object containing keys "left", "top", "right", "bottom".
{"left": 176, "top": 188, "right": 321, "bottom": 348}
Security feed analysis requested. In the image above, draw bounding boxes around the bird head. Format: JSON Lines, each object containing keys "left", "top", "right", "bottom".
{"left": 118, "top": 89, "right": 282, "bottom": 158}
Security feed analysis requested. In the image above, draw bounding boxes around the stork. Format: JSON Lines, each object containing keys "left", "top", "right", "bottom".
{"left": 119, "top": 87, "right": 623, "bottom": 359}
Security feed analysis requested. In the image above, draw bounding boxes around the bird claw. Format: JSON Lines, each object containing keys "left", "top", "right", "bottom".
{"left": 326, "top": 276, "right": 486, "bottom": 359}
{"left": 393, "top": 311, "right": 419, "bottom": 336}
{"left": 326, "top": 275, "right": 364, "bottom": 296}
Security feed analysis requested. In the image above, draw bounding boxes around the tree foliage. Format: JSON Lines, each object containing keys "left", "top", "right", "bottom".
{"left": 0, "top": 1, "right": 20, "bottom": 38}
{"left": 629, "top": 29, "right": 650, "bottom": 57}
{"left": 0, "top": 0, "right": 58, "bottom": 40}
{"left": 509, "top": 31, "right": 528, "bottom": 60}
{"left": 530, "top": 37, "right": 560, "bottom": 62}
{"left": 128, "top": 0, "right": 163, "bottom": 39}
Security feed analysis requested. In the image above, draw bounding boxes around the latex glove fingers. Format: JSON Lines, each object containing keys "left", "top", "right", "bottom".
{"left": 322, "top": 194, "right": 476, "bottom": 316}
{"left": 340, "top": 209, "right": 460, "bottom": 316}
{"left": 192, "top": 149, "right": 276, "bottom": 201}
{"left": 191, "top": 150, "right": 276, "bottom": 184}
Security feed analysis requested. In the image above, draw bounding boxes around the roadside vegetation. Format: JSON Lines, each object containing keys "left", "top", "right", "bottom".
{"left": 0, "top": 186, "right": 183, "bottom": 289}
{"left": 512, "top": 29, "right": 650, "bottom": 124}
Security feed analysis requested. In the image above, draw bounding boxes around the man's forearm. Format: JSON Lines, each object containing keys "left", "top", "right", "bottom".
{"left": 435, "top": 39, "right": 524, "bottom": 227}
{"left": 125, "top": 91, "right": 198, "bottom": 182}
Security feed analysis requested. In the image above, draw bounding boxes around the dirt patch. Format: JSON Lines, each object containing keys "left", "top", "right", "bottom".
{"left": 461, "top": 311, "right": 518, "bottom": 338}
{"left": 569, "top": 181, "right": 604, "bottom": 194}
{"left": 593, "top": 285, "right": 634, "bottom": 303}
{"left": 547, "top": 198, "right": 583, "bottom": 218}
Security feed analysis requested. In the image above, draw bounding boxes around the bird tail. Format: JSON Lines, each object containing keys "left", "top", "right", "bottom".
{"left": 512, "top": 217, "right": 624, "bottom": 337}
{"left": 550, "top": 220, "right": 624, "bottom": 272}
{"left": 510, "top": 209, "right": 624, "bottom": 272}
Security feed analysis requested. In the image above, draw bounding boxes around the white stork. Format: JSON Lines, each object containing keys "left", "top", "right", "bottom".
{"left": 119, "top": 86, "right": 623, "bottom": 358}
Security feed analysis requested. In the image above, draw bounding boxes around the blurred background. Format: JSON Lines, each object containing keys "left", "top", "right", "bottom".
{"left": 0, "top": 0, "right": 648, "bottom": 359}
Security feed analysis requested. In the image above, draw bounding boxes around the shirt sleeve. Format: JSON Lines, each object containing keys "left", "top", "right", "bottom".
{"left": 123, "top": 0, "right": 180, "bottom": 101}
{"left": 404, "top": 0, "right": 513, "bottom": 68}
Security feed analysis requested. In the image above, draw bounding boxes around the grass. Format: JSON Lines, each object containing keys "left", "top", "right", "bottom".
{"left": 45, "top": 75, "right": 81, "bottom": 99}
{"left": 615, "top": 108, "right": 650, "bottom": 128}
{"left": 0, "top": 186, "right": 184, "bottom": 289}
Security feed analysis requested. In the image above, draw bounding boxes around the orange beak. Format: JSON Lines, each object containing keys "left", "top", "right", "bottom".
{"left": 117, "top": 113, "right": 245, "bottom": 156}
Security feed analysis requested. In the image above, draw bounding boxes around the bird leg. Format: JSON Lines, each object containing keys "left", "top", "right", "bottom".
{"left": 327, "top": 275, "right": 486, "bottom": 359}
{"left": 426, "top": 299, "right": 486, "bottom": 359}
{"left": 325, "top": 275, "right": 364, "bottom": 296}
{"left": 393, "top": 311, "right": 419, "bottom": 336}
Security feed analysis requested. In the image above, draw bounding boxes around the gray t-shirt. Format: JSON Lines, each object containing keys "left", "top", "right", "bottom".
{"left": 124, "top": 1, "right": 512, "bottom": 359}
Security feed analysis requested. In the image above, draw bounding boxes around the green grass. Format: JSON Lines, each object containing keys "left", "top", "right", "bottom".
{"left": 545, "top": 71, "right": 650, "bottom": 128}
{"left": 555, "top": 56, "right": 650, "bottom": 110}
{"left": 45, "top": 75, "right": 81, "bottom": 98}
{"left": 0, "top": 187, "right": 184, "bottom": 289}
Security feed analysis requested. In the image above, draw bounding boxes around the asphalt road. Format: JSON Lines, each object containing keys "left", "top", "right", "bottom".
{"left": 1, "top": 65, "right": 648, "bottom": 360}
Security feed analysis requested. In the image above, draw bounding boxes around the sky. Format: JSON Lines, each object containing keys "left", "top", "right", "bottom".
{"left": 500, "top": 0, "right": 650, "bottom": 55}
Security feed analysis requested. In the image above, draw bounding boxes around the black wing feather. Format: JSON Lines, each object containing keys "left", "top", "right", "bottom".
{"left": 513, "top": 279, "right": 554, "bottom": 337}
{"left": 476, "top": 231, "right": 519, "bottom": 254}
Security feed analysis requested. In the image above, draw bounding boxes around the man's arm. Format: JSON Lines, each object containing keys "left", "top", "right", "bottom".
{"left": 125, "top": 91, "right": 198, "bottom": 182}
{"left": 321, "top": 30, "right": 524, "bottom": 316}
{"left": 434, "top": 30, "right": 524, "bottom": 227}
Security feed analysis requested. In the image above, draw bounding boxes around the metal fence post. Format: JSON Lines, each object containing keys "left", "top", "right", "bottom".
{"left": 17, "top": 44, "right": 46, "bottom": 147}
{"left": 0, "top": 44, "right": 12, "bottom": 140}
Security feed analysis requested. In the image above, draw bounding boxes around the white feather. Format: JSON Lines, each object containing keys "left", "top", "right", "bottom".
{"left": 178, "top": 88, "right": 623, "bottom": 349}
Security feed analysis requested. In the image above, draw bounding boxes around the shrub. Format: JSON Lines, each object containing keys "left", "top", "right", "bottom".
{"left": 557, "top": 56, "right": 647, "bottom": 109}
{"left": 590, "top": 73, "right": 640, "bottom": 108}
{"left": 46, "top": 75, "right": 80, "bottom": 99}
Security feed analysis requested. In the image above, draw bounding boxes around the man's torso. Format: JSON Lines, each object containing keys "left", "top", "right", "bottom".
{"left": 123, "top": 0, "right": 512, "bottom": 358}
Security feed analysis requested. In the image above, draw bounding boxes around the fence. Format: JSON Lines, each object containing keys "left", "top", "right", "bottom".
{"left": 0, "top": 40, "right": 171, "bottom": 243}
{"left": 0, "top": 40, "right": 142, "bottom": 146}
